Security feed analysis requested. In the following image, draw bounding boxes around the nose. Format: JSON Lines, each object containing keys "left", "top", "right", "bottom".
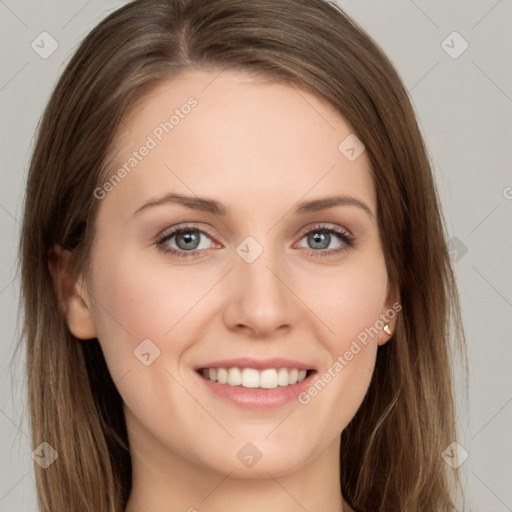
{"left": 222, "top": 241, "right": 298, "bottom": 339}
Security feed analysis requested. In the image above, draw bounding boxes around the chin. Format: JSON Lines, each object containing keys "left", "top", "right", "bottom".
{"left": 191, "top": 444, "right": 313, "bottom": 479}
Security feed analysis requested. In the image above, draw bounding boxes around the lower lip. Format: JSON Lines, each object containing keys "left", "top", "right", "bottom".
{"left": 196, "top": 370, "right": 316, "bottom": 410}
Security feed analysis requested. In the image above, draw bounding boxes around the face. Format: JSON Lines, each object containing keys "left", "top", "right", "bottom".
{"left": 69, "top": 69, "right": 397, "bottom": 478}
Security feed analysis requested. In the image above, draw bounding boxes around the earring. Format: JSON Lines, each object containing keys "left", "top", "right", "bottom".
{"left": 383, "top": 324, "right": 392, "bottom": 335}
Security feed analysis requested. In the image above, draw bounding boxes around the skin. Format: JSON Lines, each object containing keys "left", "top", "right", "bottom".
{"left": 50, "top": 69, "right": 398, "bottom": 512}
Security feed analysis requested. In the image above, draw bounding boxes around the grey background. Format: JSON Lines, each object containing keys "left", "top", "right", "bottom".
{"left": 1, "top": 1, "right": 511, "bottom": 510}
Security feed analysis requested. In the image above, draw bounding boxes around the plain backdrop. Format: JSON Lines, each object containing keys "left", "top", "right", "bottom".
{"left": 1, "top": 1, "right": 511, "bottom": 510}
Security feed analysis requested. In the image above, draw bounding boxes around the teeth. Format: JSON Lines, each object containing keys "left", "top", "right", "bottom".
{"left": 277, "top": 368, "right": 289, "bottom": 386}
{"left": 259, "top": 369, "right": 278, "bottom": 389}
{"left": 202, "top": 367, "right": 309, "bottom": 388}
{"left": 217, "top": 368, "right": 227, "bottom": 384}
{"left": 227, "top": 367, "right": 242, "bottom": 386}
{"left": 242, "top": 368, "right": 260, "bottom": 388}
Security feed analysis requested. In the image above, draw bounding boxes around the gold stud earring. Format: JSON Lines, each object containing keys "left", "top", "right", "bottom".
{"left": 383, "top": 324, "right": 392, "bottom": 335}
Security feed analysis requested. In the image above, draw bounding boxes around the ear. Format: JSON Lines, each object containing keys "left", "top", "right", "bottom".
{"left": 377, "top": 280, "right": 401, "bottom": 347}
{"left": 48, "top": 244, "right": 97, "bottom": 340}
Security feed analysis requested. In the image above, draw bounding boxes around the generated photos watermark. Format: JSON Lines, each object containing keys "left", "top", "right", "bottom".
{"left": 298, "top": 301, "right": 402, "bottom": 404}
{"left": 93, "top": 96, "right": 198, "bottom": 200}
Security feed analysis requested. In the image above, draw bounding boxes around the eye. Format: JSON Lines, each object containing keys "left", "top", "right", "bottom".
{"left": 295, "top": 224, "right": 355, "bottom": 257}
{"left": 156, "top": 224, "right": 217, "bottom": 259}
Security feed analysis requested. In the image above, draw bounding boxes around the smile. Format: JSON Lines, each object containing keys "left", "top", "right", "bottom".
{"left": 200, "top": 367, "right": 311, "bottom": 389}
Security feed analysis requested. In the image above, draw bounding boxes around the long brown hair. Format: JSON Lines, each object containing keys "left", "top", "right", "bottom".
{"left": 17, "top": 0, "right": 467, "bottom": 510}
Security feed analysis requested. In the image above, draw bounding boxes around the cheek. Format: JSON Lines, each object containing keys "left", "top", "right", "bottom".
{"left": 292, "top": 253, "right": 387, "bottom": 419}
{"left": 85, "top": 249, "right": 206, "bottom": 438}
{"left": 99, "top": 268, "right": 199, "bottom": 334}
{"left": 87, "top": 247, "right": 212, "bottom": 379}
{"left": 298, "top": 255, "right": 389, "bottom": 344}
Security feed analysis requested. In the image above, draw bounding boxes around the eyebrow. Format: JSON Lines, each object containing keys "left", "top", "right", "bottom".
{"left": 132, "top": 192, "right": 374, "bottom": 220}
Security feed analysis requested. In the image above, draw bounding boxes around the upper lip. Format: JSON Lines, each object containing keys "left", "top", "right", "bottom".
{"left": 194, "top": 358, "right": 315, "bottom": 371}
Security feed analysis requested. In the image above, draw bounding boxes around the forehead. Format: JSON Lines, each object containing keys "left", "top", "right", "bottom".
{"left": 100, "top": 68, "right": 375, "bottom": 221}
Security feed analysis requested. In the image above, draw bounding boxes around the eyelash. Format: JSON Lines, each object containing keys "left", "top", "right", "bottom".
{"left": 156, "top": 223, "right": 355, "bottom": 260}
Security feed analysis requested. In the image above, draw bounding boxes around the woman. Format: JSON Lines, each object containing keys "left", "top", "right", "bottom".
{"left": 18, "top": 0, "right": 467, "bottom": 510}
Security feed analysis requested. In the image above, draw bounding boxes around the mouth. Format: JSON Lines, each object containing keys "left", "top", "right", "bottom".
{"left": 197, "top": 367, "right": 316, "bottom": 389}
{"left": 193, "top": 358, "right": 318, "bottom": 409}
